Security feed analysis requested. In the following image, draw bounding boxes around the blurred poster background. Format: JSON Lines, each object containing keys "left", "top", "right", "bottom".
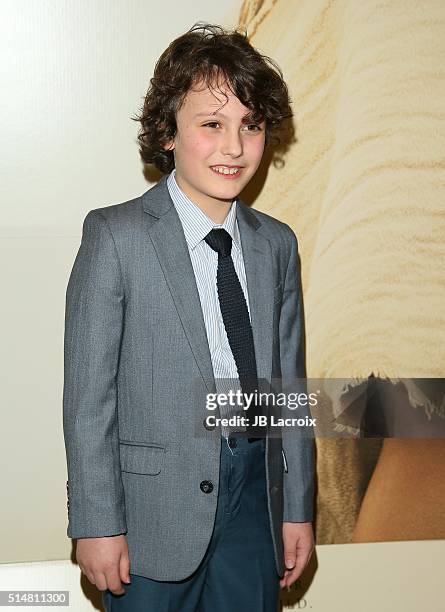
{"left": 238, "top": 0, "right": 445, "bottom": 546}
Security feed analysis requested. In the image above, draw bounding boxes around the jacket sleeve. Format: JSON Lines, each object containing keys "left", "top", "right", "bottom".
{"left": 63, "top": 209, "right": 127, "bottom": 538}
{"left": 279, "top": 225, "right": 315, "bottom": 522}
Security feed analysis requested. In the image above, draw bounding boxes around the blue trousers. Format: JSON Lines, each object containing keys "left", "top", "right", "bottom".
{"left": 103, "top": 436, "right": 279, "bottom": 611}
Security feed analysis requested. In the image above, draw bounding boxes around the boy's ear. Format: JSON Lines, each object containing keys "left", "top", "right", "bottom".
{"left": 163, "top": 140, "right": 175, "bottom": 151}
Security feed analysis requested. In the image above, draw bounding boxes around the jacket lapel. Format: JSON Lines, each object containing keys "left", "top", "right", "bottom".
{"left": 236, "top": 201, "right": 274, "bottom": 383}
{"left": 141, "top": 176, "right": 274, "bottom": 392}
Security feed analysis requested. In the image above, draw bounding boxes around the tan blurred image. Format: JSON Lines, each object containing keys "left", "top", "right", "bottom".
{"left": 238, "top": 0, "right": 445, "bottom": 545}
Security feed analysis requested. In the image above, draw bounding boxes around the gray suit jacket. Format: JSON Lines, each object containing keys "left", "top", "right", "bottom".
{"left": 63, "top": 174, "right": 315, "bottom": 580}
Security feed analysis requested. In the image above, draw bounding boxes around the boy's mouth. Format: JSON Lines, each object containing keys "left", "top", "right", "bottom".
{"left": 210, "top": 165, "right": 243, "bottom": 179}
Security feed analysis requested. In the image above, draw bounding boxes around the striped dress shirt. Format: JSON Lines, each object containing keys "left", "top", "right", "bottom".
{"left": 166, "top": 168, "right": 251, "bottom": 439}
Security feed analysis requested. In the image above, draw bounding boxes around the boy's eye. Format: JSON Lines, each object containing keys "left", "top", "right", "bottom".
{"left": 244, "top": 124, "right": 262, "bottom": 131}
{"left": 202, "top": 122, "right": 263, "bottom": 131}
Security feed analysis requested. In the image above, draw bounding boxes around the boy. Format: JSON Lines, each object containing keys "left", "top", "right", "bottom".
{"left": 63, "top": 22, "right": 315, "bottom": 612}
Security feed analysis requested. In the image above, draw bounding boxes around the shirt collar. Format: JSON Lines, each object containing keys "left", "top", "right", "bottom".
{"left": 166, "top": 168, "right": 241, "bottom": 252}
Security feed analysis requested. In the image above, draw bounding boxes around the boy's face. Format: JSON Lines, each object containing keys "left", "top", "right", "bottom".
{"left": 164, "top": 79, "right": 266, "bottom": 214}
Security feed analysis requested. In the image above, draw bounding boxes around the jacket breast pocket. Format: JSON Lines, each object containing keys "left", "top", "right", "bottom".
{"left": 119, "top": 441, "right": 165, "bottom": 475}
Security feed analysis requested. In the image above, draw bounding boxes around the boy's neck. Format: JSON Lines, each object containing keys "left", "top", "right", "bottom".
{"left": 174, "top": 172, "right": 234, "bottom": 225}
{"left": 196, "top": 199, "right": 232, "bottom": 225}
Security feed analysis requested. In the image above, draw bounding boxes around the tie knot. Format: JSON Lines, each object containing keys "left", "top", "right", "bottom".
{"left": 204, "top": 228, "right": 232, "bottom": 258}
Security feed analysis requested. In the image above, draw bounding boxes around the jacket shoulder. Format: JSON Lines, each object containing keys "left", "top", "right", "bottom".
{"left": 92, "top": 193, "right": 143, "bottom": 221}
{"left": 240, "top": 202, "right": 298, "bottom": 249}
{"left": 82, "top": 193, "right": 145, "bottom": 236}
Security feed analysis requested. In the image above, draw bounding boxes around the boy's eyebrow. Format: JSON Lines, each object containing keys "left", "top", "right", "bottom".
{"left": 193, "top": 111, "right": 258, "bottom": 122}
{"left": 194, "top": 111, "right": 220, "bottom": 118}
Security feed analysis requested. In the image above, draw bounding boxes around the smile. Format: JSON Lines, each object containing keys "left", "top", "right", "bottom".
{"left": 210, "top": 166, "right": 243, "bottom": 178}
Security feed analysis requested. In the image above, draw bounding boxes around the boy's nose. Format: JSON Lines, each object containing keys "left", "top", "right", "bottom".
{"left": 220, "top": 130, "right": 243, "bottom": 157}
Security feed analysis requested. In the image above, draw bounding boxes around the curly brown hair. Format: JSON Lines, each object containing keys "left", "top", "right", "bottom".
{"left": 132, "top": 22, "right": 293, "bottom": 174}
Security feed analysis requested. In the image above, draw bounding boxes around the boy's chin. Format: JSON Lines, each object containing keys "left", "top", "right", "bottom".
{"left": 209, "top": 189, "right": 242, "bottom": 203}
{"left": 207, "top": 182, "right": 247, "bottom": 200}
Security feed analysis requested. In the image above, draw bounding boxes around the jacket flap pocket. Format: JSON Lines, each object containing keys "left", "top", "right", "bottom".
{"left": 119, "top": 443, "right": 165, "bottom": 475}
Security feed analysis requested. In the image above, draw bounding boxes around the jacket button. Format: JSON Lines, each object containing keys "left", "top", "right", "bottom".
{"left": 200, "top": 480, "right": 213, "bottom": 494}
{"left": 203, "top": 418, "right": 216, "bottom": 431}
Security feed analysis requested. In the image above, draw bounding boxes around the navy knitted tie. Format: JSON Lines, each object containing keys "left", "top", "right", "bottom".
{"left": 204, "top": 228, "right": 264, "bottom": 442}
